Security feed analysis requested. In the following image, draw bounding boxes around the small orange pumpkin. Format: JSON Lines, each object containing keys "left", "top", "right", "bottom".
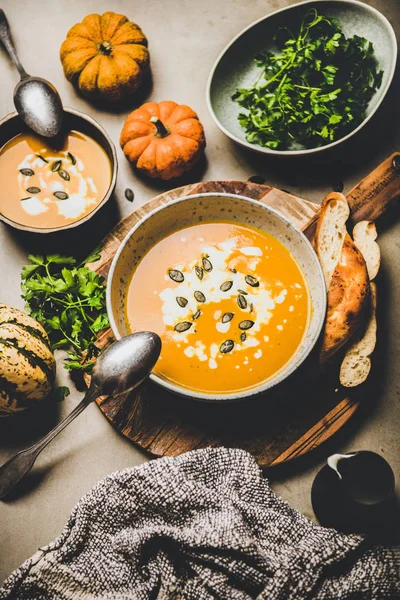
{"left": 120, "top": 101, "right": 206, "bottom": 180}
{"left": 60, "top": 12, "right": 149, "bottom": 102}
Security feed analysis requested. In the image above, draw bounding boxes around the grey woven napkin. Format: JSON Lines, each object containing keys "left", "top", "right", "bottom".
{"left": 1, "top": 447, "right": 399, "bottom": 599}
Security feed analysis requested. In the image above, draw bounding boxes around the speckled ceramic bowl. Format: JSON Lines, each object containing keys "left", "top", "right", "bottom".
{"left": 107, "top": 193, "right": 327, "bottom": 402}
{"left": 207, "top": 0, "right": 397, "bottom": 156}
{"left": 0, "top": 108, "right": 117, "bottom": 233}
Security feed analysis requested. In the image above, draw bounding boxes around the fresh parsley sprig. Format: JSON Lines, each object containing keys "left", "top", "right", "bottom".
{"left": 232, "top": 8, "right": 383, "bottom": 150}
{"left": 21, "top": 251, "right": 109, "bottom": 373}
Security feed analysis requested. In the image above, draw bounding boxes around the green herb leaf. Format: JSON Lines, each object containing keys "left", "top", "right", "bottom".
{"left": 28, "top": 254, "right": 44, "bottom": 266}
{"left": 82, "top": 249, "right": 101, "bottom": 265}
{"left": 46, "top": 254, "right": 76, "bottom": 265}
{"left": 54, "top": 386, "right": 70, "bottom": 401}
{"left": 21, "top": 252, "right": 108, "bottom": 374}
{"left": 21, "top": 263, "right": 41, "bottom": 278}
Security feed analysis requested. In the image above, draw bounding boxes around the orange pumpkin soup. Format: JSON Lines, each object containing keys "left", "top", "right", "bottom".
{"left": 0, "top": 131, "right": 111, "bottom": 229}
{"left": 126, "top": 222, "right": 310, "bottom": 394}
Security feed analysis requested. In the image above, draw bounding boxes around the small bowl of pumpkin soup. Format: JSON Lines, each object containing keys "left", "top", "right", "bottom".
{"left": 0, "top": 108, "right": 117, "bottom": 233}
{"left": 108, "top": 194, "right": 326, "bottom": 402}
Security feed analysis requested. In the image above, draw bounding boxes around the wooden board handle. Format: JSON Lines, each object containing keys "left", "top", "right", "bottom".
{"left": 346, "top": 152, "right": 400, "bottom": 223}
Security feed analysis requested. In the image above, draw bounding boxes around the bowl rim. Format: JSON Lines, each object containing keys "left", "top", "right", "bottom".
{"left": 0, "top": 107, "right": 118, "bottom": 234}
{"left": 206, "top": 0, "right": 398, "bottom": 157}
{"left": 106, "top": 192, "right": 327, "bottom": 402}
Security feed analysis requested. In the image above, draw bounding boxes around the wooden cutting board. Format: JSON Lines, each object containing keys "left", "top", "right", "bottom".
{"left": 88, "top": 153, "right": 400, "bottom": 468}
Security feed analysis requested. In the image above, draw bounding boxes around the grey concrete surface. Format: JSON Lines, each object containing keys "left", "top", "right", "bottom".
{"left": 0, "top": 0, "right": 399, "bottom": 584}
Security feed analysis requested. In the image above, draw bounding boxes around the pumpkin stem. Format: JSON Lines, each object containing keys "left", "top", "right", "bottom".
{"left": 98, "top": 40, "right": 113, "bottom": 55}
{"left": 150, "top": 116, "right": 170, "bottom": 138}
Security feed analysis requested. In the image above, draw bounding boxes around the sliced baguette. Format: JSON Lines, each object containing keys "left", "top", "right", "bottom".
{"left": 339, "top": 221, "right": 380, "bottom": 387}
{"left": 353, "top": 221, "right": 380, "bottom": 281}
{"left": 340, "top": 283, "right": 377, "bottom": 387}
{"left": 320, "top": 233, "right": 370, "bottom": 362}
{"left": 315, "top": 192, "right": 350, "bottom": 289}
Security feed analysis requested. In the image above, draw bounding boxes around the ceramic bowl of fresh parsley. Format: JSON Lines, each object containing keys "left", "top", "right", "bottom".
{"left": 207, "top": 0, "right": 397, "bottom": 155}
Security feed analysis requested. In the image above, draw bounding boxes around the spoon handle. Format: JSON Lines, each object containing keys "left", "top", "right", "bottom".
{"left": 0, "top": 385, "right": 99, "bottom": 500}
{"left": 0, "top": 10, "right": 29, "bottom": 79}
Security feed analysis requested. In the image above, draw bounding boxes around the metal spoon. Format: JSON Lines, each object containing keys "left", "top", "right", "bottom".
{"left": 0, "top": 332, "right": 161, "bottom": 499}
{"left": 0, "top": 9, "right": 63, "bottom": 137}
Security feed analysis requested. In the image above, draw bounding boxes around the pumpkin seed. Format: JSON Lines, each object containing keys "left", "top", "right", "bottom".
{"left": 58, "top": 169, "right": 70, "bottom": 181}
{"left": 20, "top": 197, "right": 31, "bottom": 202}
{"left": 230, "top": 268, "right": 237, "bottom": 273}
{"left": 220, "top": 340, "right": 234, "bottom": 354}
{"left": 125, "top": 188, "right": 134, "bottom": 202}
{"left": 67, "top": 152, "right": 77, "bottom": 165}
{"left": 202, "top": 257, "right": 213, "bottom": 272}
{"left": 169, "top": 269, "right": 184, "bottom": 283}
{"left": 51, "top": 160, "right": 62, "bottom": 172}
{"left": 174, "top": 321, "right": 192, "bottom": 333}
{"left": 26, "top": 187, "right": 41, "bottom": 194}
{"left": 176, "top": 296, "right": 188, "bottom": 308}
{"left": 220, "top": 280, "right": 233, "bottom": 292}
{"left": 53, "top": 191, "right": 69, "bottom": 200}
{"left": 245, "top": 275, "right": 259, "bottom": 287}
{"left": 249, "top": 303, "right": 254, "bottom": 313}
{"left": 240, "top": 332, "right": 247, "bottom": 342}
{"left": 239, "top": 320, "right": 254, "bottom": 330}
{"left": 237, "top": 294, "right": 247, "bottom": 309}
{"left": 237, "top": 289, "right": 248, "bottom": 295}
{"left": 193, "top": 310, "right": 201, "bottom": 320}
{"left": 195, "top": 266, "right": 204, "bottom": 280}
{"left": 247, "top": 174, "right": 265, "bottom": 184}
{"left": 37, "top": 154, "right": 48, "bottom": 163}
{"left": 333, "top": 180, "right": 344, "bottom": 193}
{"left": 222, "top": 312, "right": 234, "bottom": 323}
{"left": 194, "top": 291, "right": 206, "bottom": 303}
{"left": 19, "top": 168, "right": 34, "bottom": 177}
{"left": 392, "top": 155, "right": 400, "bottom": 174}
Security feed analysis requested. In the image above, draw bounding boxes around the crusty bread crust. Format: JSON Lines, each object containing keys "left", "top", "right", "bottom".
{"left": 338, "top": 221, "right": 380, "bottom": 386}
{"left": 320, "top": 233, "right": 370, "bottom": 362}
{"left": 340, "top": 283, "right": 377, "bottom": 387}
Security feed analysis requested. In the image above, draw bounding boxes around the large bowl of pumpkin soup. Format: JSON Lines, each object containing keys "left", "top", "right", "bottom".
{"left": 107, "top": 194, "right": 326, "bottom": 401}
{"left": 0, "top": 109, "right": 117, "bottom": 233}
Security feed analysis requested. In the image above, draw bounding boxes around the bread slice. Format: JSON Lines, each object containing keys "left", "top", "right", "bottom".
{"left": 339, "top": 221, "right": 380, "bottom": 386}
{"left": 340, "top": 283, "right": 377, "bottom": 387}
{"left": 353, "top": 221, "right": 380, "bottom": 281}
{"left": 320, "top": 233, "right": 370, "bottom": 362}
{"left": 315, "top": 192, "right": 350, "bottom": 289}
